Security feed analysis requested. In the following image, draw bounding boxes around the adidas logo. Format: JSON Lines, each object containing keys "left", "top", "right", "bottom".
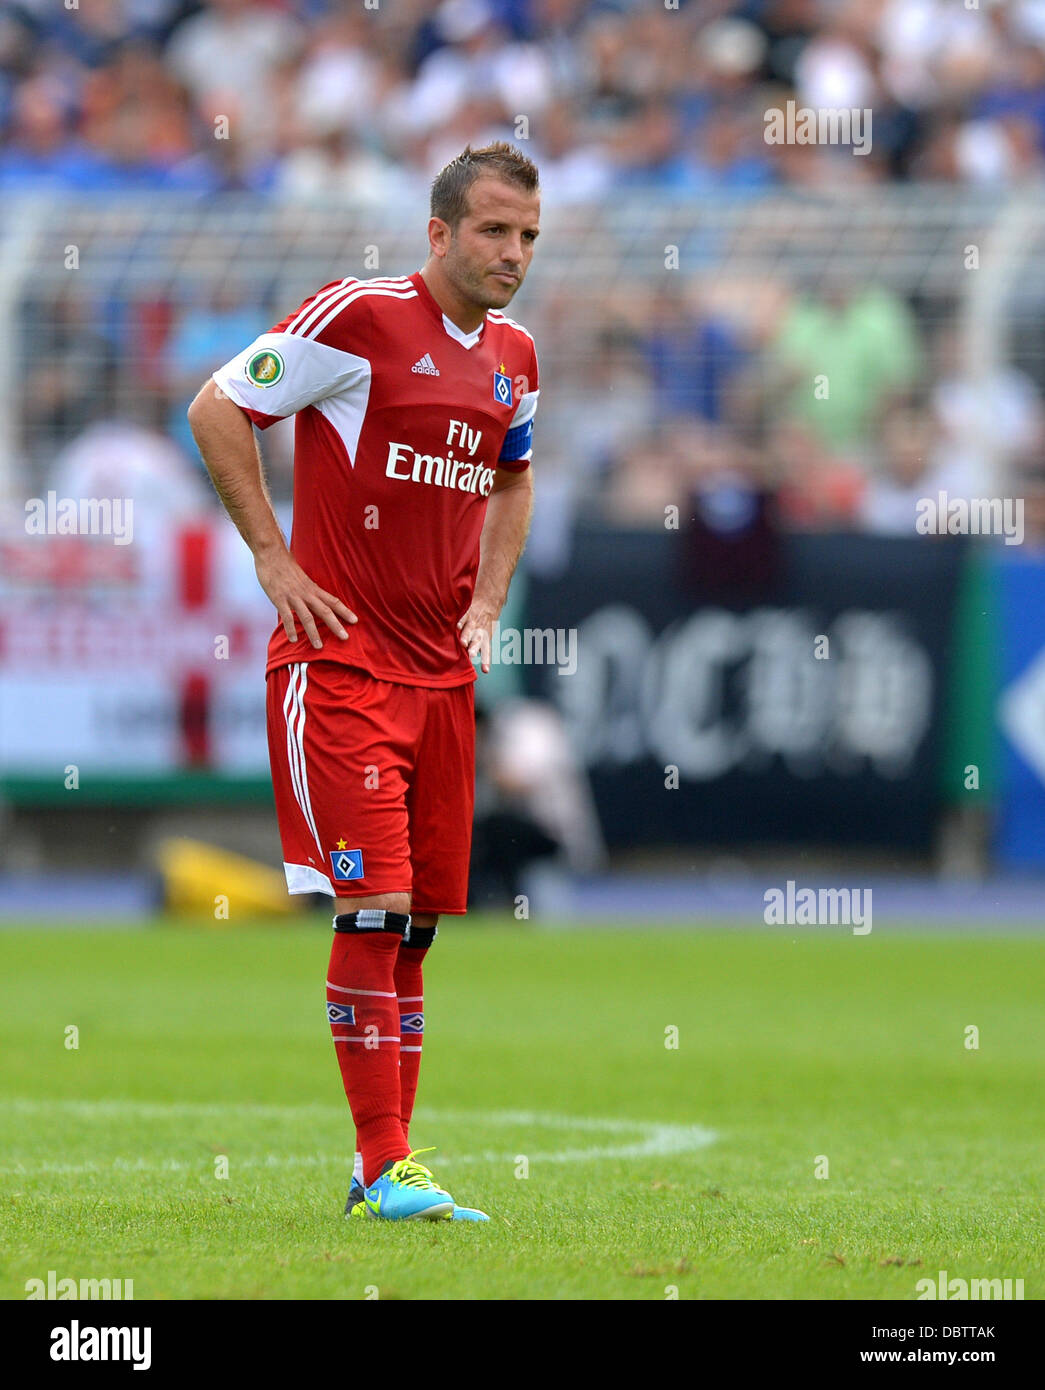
{"left": 411, "top": 352, "right": 440, "bottom": 376}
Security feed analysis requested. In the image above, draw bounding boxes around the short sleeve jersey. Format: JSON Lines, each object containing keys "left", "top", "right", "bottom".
{"left": 213, "top": 271, "right": 539, "bottom": 687}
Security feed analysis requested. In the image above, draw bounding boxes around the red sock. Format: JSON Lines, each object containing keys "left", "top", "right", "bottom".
{"left": 393, "top": 933, "right": 431, "bottom": 1144}
{"left": 326, "top": 915, "right": 409, "bottom": 1186}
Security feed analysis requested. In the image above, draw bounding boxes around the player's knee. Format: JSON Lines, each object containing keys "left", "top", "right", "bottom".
{"left": 404, "top": 917, "right": 437, "bottom": 949}
{"left": 335, "top": 893, "right": 410, "bottom": 916}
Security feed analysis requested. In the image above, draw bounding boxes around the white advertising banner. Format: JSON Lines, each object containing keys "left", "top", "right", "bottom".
{"left": 0, "top": 517, "right": 276, "bottom": 781}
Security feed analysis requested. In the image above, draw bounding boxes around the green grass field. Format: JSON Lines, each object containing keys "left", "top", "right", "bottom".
{"left": 1, "top": 919, "right": 1042, "bottom": 1300}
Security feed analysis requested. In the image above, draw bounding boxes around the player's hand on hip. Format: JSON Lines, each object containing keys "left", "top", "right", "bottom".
{"left": 254, "top": 548, "right": 357, "bottom": 650}
{"left": 457, "top": 599, "right": 497, "bottom": 674}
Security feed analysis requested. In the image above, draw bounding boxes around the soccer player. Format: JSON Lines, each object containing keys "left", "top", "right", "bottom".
{"left": 187, "top": 144, "right": 540, "bottom": 1221}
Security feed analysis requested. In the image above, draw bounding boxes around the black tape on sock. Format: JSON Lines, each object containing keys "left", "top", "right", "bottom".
{"left": 403, "top": 924, "right": 437, "bottom": 950}
{"left": 333, "top": 910, "right": 410, "bottom": 936}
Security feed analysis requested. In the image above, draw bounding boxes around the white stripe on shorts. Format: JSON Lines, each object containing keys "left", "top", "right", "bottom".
{"left": 283, "top": 664, "right": 323, "bottom": 856}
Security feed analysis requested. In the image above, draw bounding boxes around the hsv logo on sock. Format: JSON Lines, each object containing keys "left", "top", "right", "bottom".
{"left": 393, "top": 944, "right": 428, "bottom": 1142}
{"left": 327, "top": 928, "right": 408, "bottom": 1185}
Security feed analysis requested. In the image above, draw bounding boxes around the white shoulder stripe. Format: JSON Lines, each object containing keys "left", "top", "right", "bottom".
{"left": 487, "top": 310, "right": 535, "bottom": 345}
{"left": 291, "top": 276, "right": 412, "bottom": 338}
{"left": 289, "top": 278, "right": 358, "bottom": 336}
{"left": 304, "top": 284, "right": 417, "bottom": 342}
{"left": 305, "top": 284, "right": 417, "bottom": 342}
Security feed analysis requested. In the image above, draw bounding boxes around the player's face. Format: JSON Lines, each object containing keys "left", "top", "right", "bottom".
{"left": 445, "top": 177, "right": 541, "bottom": 310}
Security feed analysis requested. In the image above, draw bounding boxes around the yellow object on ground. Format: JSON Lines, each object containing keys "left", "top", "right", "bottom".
{"left": 156, "top": 837, "right": 299, "bottom": 919}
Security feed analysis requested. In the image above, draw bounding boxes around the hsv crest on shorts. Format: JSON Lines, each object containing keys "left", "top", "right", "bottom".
{"left": 330, "top": 847, "right": 365, "bottom": 880}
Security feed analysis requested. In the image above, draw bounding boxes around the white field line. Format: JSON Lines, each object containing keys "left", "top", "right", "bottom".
{"left": 0, "top": 1098, "right": 717, "bottom": 1173}
{"left": 1, "top": 1098, "right": 351, "bottom": 1122}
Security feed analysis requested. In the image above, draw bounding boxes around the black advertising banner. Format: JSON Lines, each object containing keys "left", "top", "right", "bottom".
{"left": 523, "top": 529, "right": 965, "bottom": 851}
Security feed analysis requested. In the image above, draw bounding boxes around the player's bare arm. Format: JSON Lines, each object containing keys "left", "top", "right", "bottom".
{"left": 187, "top": 381, "right": 356, "bottom": 650}
{"left": 458, "top": 464, "right": 534, "bottom": 673}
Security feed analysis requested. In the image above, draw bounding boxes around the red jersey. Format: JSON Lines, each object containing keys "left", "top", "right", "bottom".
{"left": 213, "top": 271, "right": 539, "bottom": 687}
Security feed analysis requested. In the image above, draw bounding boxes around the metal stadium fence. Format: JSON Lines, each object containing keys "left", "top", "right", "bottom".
{"left": 2, "top": 188, "right": 1045, "bottom": 502}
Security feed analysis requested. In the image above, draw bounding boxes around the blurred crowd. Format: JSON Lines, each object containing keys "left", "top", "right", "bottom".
{"left": 8, "top": 0, "right": 1045, "bottom": 547}
{"left": 5, "top": 0, "right": 1045, "bottom": 196}
{"left": 24, "top": 265, "right": 1045, "bottom": 548}
{"left": 594, "top": 276, "right": 1045, "bottom": 542}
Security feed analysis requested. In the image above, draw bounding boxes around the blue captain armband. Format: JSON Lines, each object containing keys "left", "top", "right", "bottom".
{"left": 499, "top": 417, "right": 533, "bottom": 463}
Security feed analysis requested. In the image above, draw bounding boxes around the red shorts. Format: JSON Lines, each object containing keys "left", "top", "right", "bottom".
{"left": 266, "top": 660, "right": 475, "bottom": 914}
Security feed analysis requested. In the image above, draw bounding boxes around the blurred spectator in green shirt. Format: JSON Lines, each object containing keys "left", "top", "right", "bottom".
{"left": 768, "top": 280, "right": 923, "bottom": 450}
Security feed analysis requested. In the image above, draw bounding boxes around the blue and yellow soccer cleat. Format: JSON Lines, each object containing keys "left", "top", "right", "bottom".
{"left": 344, "top": 1180, "right": 367, "bottom": 1219}
{"left": 360, "top": 1150, "right": 454, "bottom": 1221}
{"left": 345, "top": 1160, "right": 489, "bottom": 1221}
{"left": 346, "top": 1180, "right": 488, "bottom": 1220}
{"left": 449, "top": 1204, "right": 490, "bottom": 1222}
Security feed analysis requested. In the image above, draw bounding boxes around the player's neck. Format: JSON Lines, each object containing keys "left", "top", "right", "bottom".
{"left": 419, "top": 263, "right": 487, "bottom": 335}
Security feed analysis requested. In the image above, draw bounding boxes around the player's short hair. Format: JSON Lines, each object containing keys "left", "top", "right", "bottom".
{"left": 430, "top": 143, "right": 540, "bottom": 230}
